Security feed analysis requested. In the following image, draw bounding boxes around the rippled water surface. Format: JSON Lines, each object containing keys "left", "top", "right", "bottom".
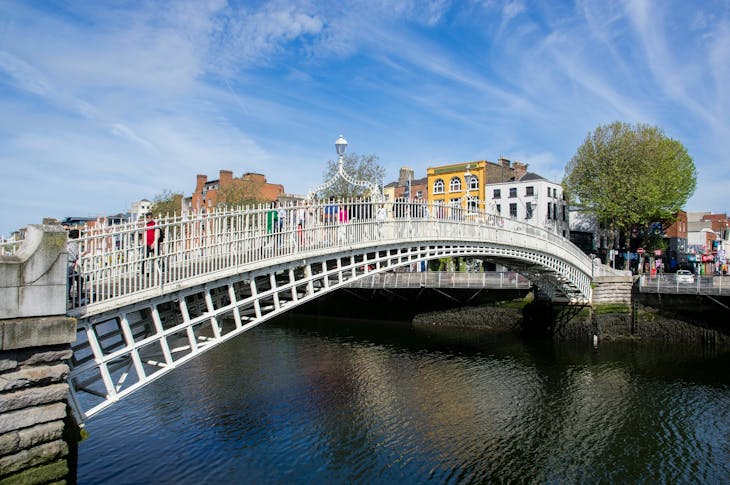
{"left": 78, "top": 317, "right": 730, "bottom": 484}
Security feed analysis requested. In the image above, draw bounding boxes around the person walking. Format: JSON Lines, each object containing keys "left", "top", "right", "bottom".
{"left": 142, "top": 212, "right": 161, "bottom": 275}
{"left": 67, "top": 229, "right": 88, "bottom": 304}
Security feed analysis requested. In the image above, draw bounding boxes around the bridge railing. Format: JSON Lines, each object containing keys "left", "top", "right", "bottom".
{"left": 638, "top": 273, "right": 730, "bottom": 295}
{"left": 68, "top": 199, "right": 591, "bottom": 312}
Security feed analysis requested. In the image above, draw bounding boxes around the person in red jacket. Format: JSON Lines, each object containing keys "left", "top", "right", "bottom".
{"left": 142, "top": 212, "right": 160, "bottom": 274}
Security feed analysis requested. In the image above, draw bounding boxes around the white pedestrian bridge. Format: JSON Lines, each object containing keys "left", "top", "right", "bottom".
{"left": 62, "top": 199, "right": 607, "bottom": 420}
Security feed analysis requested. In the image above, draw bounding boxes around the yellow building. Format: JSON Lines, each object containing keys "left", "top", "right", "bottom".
{"left": 426, "top": 159, "right": 527, "bottom": 211}
{"left": 427, "top": 161, "right": 486, "bottom": 211}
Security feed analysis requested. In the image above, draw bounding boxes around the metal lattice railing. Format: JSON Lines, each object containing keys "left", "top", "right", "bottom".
{"left": 67, "top": 199, "right": 594, "bottom": 313}
{"left": 638, "top": 274, "right": 730, "bottom": 295}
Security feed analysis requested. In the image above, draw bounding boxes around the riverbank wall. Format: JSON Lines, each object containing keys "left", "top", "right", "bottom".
{"left": 296, "top": 278, "right": 729, "bottom": 347}
{"left": 0, "top": 225, "right": 79, "bottom": 484}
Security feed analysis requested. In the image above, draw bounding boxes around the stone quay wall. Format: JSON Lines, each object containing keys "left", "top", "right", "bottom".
{"left": 591, "top": 274, "right": 633, "bottom": 305}
{"left": 1, "top": 225, "right": 78, "bottom": 484}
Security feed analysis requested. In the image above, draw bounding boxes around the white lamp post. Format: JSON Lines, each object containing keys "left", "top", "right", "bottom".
{"left": 335, "top": 135, "right": 348, "bottom": 163}
{"left": 306, "top": 135, "right": 383, "bottom": 202}
{"left": 464, "top": 164, "right": 472, "bottom": 212}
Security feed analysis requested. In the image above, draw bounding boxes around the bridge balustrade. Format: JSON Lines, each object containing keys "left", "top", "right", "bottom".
{"left": 68, "top": 199, "right": 593, "bottom": 315}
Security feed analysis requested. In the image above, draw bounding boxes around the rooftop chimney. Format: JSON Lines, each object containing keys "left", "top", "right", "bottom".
{"left": 512, "top": 162, "right": 528, "bottom": 180}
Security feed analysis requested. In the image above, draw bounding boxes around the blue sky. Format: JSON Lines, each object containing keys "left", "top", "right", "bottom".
{"left": 1, "top": 0, "right": 729, "bottom": 236}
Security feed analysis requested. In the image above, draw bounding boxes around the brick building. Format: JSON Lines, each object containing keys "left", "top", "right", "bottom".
{"left": 189, "top": 170, "right": 285, "bottom": 213}
{"left": 384, "top": 167, "right": 428, "bottom": 202}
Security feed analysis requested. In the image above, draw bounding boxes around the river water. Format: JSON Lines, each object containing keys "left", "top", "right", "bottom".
{"left": 77, "top": 315, "right": 730, "bottom": 484}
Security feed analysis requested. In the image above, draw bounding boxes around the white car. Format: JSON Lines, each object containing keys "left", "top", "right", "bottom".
{"left": 675, "top": 270, "right": 695, "bottom": 284}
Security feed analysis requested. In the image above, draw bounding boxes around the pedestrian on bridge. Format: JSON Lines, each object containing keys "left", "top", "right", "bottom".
{"left": 142, "top": 212, "right": 162, "bottom": 275}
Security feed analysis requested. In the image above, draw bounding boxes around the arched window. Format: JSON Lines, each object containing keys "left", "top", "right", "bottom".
{"left": 468, "top": 176, "right": 479, "bottom": 191}
{"left": 433, "top": 179, "right": 445, "bottom": 194}
{"left": 449, "top": 177, "right": 462, "bottom": 192}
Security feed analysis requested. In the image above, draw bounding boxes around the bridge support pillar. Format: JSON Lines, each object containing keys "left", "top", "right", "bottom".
{"left": 591, "top": 275, "right": 633, "bottom": 306}
{"left": 1, "top": 225, "right": 79, "bottom": 483}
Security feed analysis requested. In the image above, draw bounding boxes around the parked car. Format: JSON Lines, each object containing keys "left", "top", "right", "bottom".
{"left": 675, "top": 269, "right": 695, "bottom": 284}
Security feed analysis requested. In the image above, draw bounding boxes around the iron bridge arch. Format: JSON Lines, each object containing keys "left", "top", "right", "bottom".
{"left": 68, "top": 203, "right": 594, "bottom": 421}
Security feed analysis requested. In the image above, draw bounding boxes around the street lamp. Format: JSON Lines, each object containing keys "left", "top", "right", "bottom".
{"left": 306, "top": 135, "right": 383, "bottom": 202}
{"left": 464, "top": 164, "right": 472, "bottom": 213}
{"left": 335, "top": 135, "right": 347, "bottom": 163}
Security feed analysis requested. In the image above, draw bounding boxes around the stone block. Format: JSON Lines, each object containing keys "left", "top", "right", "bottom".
{"left": 0, "top": 363, "right": 69, "bottom": 393}
{"left": 0, "top": 262, "right": 19, "bottom": 290}
{"left": 1, "top": 318, "right": 76, "bottom": 351}
{"left": 0, "top": 288, "right": 19, "bottom": 324}
{"left": 0, "top": 421, "right": 64, "bottom": 456}
{"left": 0, "top": 440, "right": 68, "bottom": 476}
{"left": 0, "top": 403, "right": 66, "bottom": 435}
{"left": 0, "top": 225, "right": 68, "bottom": 320}
{"left": 17, "top": 348, "right": 73, "bottom": 367}
{"left": 0, "top": 353, "right": 17, "bottom": 373}
{"left": 17, "top": 285, "right": 67, "bottom": 320}
{"left": 0, "top": 383, "right": 69, "bottom": 413}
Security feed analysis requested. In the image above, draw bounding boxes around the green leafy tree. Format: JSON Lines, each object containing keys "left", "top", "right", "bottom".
{"left": 564, "top": 121, "right": 696, "bottom": 267}
{"left": 216, "top": 176, "right": 267, "bottom": 208}
{"left": 319, "top": 154, "right": 385, "bottom": 199}
{"left": 150, "top": 190, "right": 183, "bottom": 217}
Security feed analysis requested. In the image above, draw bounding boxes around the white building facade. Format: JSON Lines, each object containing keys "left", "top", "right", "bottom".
{"left": 485, "top": 173, "right": 569, "bottom": 237}
{"left": 130, "top": 199, "right": 152, "bottom": 222}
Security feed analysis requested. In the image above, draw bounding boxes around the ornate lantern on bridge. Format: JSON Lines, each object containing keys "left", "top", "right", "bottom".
{"left": 306, "top": 135, "right": 384, "bottom": 202}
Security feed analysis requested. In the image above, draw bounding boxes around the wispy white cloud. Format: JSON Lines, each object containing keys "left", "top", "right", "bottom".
{"left": 0, "top": 0, "right": 728, "bottom": 235}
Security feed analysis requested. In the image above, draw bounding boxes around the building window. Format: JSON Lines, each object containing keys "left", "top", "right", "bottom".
{"left": 467, "top": 196, "right": 479, "bottom": 212}
{"left": 493, "top": 189, "right": 501, "bottom": 199}
{"left": 450, "top": 198, "right": 461, "bottom": 220}
{"left": 468, "top": 176, "right": 479, "bottom": 191}
{"left": 547, "top": 187, "right": 552, "bottom": 197}
{"left": 496, "top": 204, "right": 501, "bottom": 215}
{"left": 416, "top": 190, "right": 423, "bottom": 199}
{"left": 449, "top": 177, "right": 462, "bottom": 192}
{"left": 553, "top": 203, "right": 558, "bottom": 220}
{"left": 547, "top": 202, "right": 552, "bottom": 219}
{"left": 526, "top": 202, "right": 533, "bottom": 219}
{"left": 526, "top": 186, "right": 534, "bottom": 196}
{"left": 433, "top": 179, "right": 445, "bottom": 194}
{"left": 562, "top": 205, "right": 566, "bottom": 221}
{"left": 509, "top": 187, "right": 517, "bottom": 198}
{"left": 509, "top": 203, "right": 518, "bottom": 218}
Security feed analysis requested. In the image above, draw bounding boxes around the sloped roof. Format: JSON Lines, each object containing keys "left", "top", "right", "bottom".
{"left": 518, "top": 172, "right": 547, "bottom": 181}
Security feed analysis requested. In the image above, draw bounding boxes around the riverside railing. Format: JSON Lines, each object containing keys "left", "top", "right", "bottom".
{"left": 68, "top": 199, "right": 592, "bottom": 312}
{"left": 638, "top": 273, "right": 730, "bottom": 296}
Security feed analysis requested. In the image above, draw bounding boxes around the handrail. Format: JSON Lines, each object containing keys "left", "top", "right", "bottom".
{"left": 68, "top": 199, "right": 593, "bottom": 311}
